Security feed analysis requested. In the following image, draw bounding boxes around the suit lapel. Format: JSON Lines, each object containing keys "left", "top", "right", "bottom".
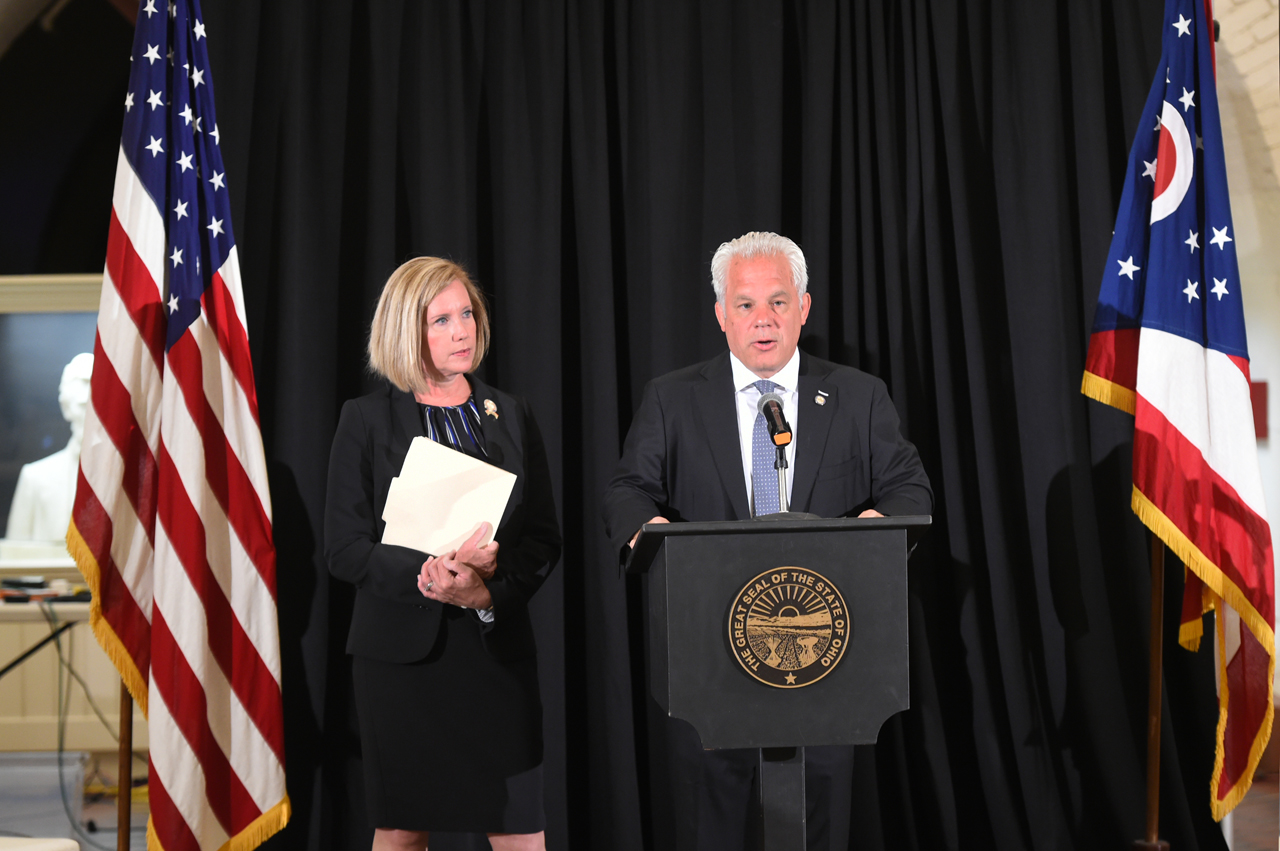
{"left": 792, "top": 354, "right": 835, "bottom": 513}
{"left": 469, "top": 377, "right": 516, "bottom": 473}
{"left": 694, "top": 354, "right": 751, "bottom": 521}
{"left": 470, "top": 377, "right": 520, "bottom": 527}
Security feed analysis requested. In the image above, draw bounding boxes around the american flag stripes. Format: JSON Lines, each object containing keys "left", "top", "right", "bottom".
{"left": 66, "top": 0, "right": 290, "bottom": 847}
{"left": 1082, "top": 0, "right": 1274, "bottom": 819}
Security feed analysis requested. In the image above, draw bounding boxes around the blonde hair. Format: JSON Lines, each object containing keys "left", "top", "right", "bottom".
{"left": 367, "top": 257, "right": 490, "bottom": 393}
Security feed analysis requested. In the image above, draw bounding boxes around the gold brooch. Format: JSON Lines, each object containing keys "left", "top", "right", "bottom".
{"left": 483, "top": 399, "right": 498, "bottom": 419}
{"left": 815, "top": 396, "right": 826, "bottom": 406}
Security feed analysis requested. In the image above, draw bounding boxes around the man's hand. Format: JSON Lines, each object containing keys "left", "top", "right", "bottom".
{"left": 629, "top": 515, "right": 669, "bottom": 548}
{"left": 857, "top": 509, "right": 884, "bottom": 518}
{"left": 455, "top": 522, "right": 499, "bottom": 580}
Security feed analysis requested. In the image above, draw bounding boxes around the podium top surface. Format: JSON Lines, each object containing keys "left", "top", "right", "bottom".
{"left": 625, "top": 514, "right": 931, "bottom": 574}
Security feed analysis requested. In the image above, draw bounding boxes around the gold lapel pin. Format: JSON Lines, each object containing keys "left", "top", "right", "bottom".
{"left": 815, "top": 396, "right": 826, "bottom": 406}
{"left": 484, "top": 399, "right": 499, "bottom": 419}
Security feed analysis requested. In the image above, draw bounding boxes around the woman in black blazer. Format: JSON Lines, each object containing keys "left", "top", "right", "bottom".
{"left": 325, "top": 257, "right": 561, "bottom": 851}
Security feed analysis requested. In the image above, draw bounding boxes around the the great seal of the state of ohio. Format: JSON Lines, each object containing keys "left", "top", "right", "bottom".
{"left": 727, "top": 566, "right": 849, "bottom": 688}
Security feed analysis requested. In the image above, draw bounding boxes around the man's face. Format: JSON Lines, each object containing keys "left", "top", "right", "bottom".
{"left": 714, "top": 254, "right": 811, "bottom": 378}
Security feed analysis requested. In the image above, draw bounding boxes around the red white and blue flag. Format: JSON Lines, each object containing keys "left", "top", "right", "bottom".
{"left": 66, "top": 0, "right": 290, "bottom": 847}
{"left": 1082, "top": 0, "right": 1274, "bottom": 819}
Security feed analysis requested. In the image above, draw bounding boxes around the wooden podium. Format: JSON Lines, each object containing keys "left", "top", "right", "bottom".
{"left": 627, "top": 515, "right": 930, "bottom": 850}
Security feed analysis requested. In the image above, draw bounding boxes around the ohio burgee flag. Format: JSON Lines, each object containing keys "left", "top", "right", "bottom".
{"left": 66, "top": 0, "right": 291, "bottom": 847}
{"left": 1082, "top": 0, "right": 1274, "bottom": 819}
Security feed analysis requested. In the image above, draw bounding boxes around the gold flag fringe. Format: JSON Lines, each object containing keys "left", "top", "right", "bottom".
{"left": 66, "top": 518, "right": 149, "bottom": 715}
{"left": 227, "top": 797, "right": 292, "bottom": 851}
{"left": 1210, "top": 603, "right": 1277, "bottom": 820}
{"left": 1131, "top": 486, "right": 1276, "bottom": 820}
{"left": 1179, "top": 618, "right": 1204, "bottom": 652}
{"left": 1178, "top": 566, "right": 1215, "bottom": 652}
{"left": 1081, "top": 371, "right": 1137, "bottom": 415}
{"left": 145, "top": 795, "right": 291, "bottom": 851}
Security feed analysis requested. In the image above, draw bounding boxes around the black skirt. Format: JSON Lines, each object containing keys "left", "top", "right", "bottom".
{"left": 352, "top": 606, "right": 545, "bottom": 833}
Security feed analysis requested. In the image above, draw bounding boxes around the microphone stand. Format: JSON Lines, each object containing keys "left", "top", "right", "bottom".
{"left": 775, "top": 444, "right": 789, "bottom": 513}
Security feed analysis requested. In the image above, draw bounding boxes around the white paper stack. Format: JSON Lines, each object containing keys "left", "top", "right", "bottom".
{"left": 381, "top": 436, "right": 516, "bottom": 555}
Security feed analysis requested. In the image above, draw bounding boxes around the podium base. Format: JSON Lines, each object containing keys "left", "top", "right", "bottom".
{"left": 759, "top": 747, "right": 805, "bottom": 851}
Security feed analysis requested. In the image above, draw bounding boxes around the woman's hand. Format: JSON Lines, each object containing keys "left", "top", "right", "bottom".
{"left": 418, "top": 552, "right": 493, "bottom": 610}
{"left": 455, "top": 522, "right": 499, "bottom": 580}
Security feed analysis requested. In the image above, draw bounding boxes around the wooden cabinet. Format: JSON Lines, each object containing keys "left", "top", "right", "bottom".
{"left": 0, "top": 554, "right": 147, "bottom": 752}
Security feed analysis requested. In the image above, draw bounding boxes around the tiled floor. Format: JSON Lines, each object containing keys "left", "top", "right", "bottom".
{"left": 1233, "top": 772, "right": 1278, "bottom": 851}
{"left": 78, "top": 794, "right": 147, "bottom": 851}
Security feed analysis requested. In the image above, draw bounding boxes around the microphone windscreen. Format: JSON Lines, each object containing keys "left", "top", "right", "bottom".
{"left": 757, "top": 392, "right": 785, "bottom": 414}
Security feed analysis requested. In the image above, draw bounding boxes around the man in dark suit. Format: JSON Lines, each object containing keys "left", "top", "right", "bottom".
{"left": 603, "top": 231, "right": 932, "bottom": 851}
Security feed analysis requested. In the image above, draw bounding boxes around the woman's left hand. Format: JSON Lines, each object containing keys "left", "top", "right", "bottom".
{"left": 418, "top": 552, "right": 494, "bottom": 611}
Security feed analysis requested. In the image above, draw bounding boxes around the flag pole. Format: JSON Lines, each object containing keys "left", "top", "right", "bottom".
{"left": 1135, "top": 534, "right": 1169, "bottom": 851}
{"left": 117, "top": 681, "right": 132, "bottom": 851}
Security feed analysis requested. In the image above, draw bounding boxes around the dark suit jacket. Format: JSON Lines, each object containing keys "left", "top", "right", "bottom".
{"left": 325, "top": 377, "right": 561, "bottom": 663}
{"left": 603, "top": 351, "right": 932, "bottom": 557}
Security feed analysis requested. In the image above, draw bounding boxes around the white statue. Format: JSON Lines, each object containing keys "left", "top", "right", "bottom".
{"left": 4, "top": 353, "right": 93, "bottom": 543}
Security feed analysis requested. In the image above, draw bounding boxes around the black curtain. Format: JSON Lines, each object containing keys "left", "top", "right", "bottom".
{"left": 196, "top": 1, "right": 1230, "bottom": 849}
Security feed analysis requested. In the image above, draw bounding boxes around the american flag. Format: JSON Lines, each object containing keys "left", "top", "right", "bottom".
{"left": 65, "top": 0, "right": 290, "bottom": 847}
{"left": 1082, "top": 0, "right": 1274, "bottom": 819}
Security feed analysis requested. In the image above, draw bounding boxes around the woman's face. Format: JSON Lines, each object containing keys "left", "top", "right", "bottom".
{"left": 423, "top": 279, "right": 476, "bottom": 380}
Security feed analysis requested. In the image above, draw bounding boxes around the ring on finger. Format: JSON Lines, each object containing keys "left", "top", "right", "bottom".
{"left": 424, "top": 580, "right": 435, "bottom": 591}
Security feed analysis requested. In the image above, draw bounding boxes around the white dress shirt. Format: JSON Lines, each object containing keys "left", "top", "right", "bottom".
{"left": 728, "top": 349, "right": 800, "bottom": 515}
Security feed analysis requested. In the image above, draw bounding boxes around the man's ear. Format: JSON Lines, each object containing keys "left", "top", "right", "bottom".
{"left": 714, "top": 299, "right": 727, "bottom": 333}
{"left": 799, "top": 292, "right": 812, "bottom": 325}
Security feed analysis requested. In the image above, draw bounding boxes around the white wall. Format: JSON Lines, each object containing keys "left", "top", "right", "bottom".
{"left": 1213, "top": 0, "right": 1280, "bottom": 698}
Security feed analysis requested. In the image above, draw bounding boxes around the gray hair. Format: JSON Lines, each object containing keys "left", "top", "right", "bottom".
{"left": 710, "top": 232, "right": 808, "bottom": 305}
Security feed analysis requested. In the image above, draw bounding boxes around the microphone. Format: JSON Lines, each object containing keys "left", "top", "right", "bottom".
{"left": 756, "top": 392, "right": 792, "bottom": 446}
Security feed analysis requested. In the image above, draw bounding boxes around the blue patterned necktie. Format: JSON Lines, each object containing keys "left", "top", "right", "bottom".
{"left": 752, "top": 379, "right": 782, "bottom": 515}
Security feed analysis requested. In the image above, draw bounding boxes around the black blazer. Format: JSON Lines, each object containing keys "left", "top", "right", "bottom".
{"left": 325, "top": 377, "right": 561, "bottom": 663}
{"left": 602, "top": 351, "right": 932, "bottom": 559}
